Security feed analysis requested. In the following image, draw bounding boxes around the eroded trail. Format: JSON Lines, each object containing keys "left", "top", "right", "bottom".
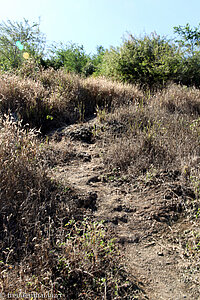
{"left": 49, "top": 122, "right": 200, "bottom": 300}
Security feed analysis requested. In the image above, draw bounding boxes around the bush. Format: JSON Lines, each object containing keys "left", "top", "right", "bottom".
{"left": 47, "top": 42, "right": 89, "bottom": 74}
{"left": 0, "top": 18, "right": 46, "bottom": 70}
{"left": 100, "top": 33, "right": 182, "bottom": 89}
{"left": 175, "top": 53, "right": 200, "bottom": 88}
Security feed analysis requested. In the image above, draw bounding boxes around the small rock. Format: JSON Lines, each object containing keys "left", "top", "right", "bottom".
{"left": 111, "top": 217, "right": 118, "bottom": 225}
{"left": 164, "top": 193, "right": 172, "bottom": 200}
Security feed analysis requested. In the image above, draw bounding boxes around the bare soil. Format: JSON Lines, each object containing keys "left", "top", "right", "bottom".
{"left": 49, "top": 120, "right": 200, "bottom": 300}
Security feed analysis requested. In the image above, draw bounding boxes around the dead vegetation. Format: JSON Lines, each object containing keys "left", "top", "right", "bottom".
{"left": 0, "top": 66, "right": 200, "bottom": 299}
{"left": 0, "top": 64, "right": 143, "bottom": 133}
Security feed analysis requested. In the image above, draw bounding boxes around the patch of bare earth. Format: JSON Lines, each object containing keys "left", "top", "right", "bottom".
{"left": 49, "top": 120, "right": 200, "bottom": 300}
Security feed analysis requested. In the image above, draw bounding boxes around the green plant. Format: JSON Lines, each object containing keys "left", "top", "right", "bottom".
{"left": 174, "top": 23, "right": 200, "bottom": 54}
{"left": 91, "top": 124, "right": 105, "bottom": 138}
{"left": 196, "top": 208, "right": 200, "bottom": 219}
{"left": 46, "top": 114, "right": 53, "bottom": 121}
{"left": 0, "top": 18, "right": 46, "bottom": 70}
{"left": 100, "top": 33, "right": 181, "bottom": 88}
{"left": 96, "top": 104, "right": 107, "bottom": 123}
{"left": 144, "top": 166, "right": 158, "bottom": 183}
{"left": 75, "top": 100, "right": 85, "bottom": 122}
{"left": 173, "top": 23, "right": 200, "bottom": 87}
{"left": 176, "top": 53, "right": 200, "bottom": 87}
{"left": 90, "top": 45, "right": 106, "bottom": 76}
{"left": 48, "top": 42, "right": 89, "bottom": 74}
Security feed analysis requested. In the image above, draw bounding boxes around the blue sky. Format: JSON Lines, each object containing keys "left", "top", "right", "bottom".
{"left": 0, "top": 0, "right": 200, "bottom": 54}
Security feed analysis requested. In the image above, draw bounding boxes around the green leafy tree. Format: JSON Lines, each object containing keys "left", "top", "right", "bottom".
{"left": 44, "top": 44, "right": 106, "bottom": 76}
{"left": 0, "top": 18, "right": 46, "bottom": 70}
{"left": 174, "top": 23, "right": 200, "bottom": 87}
{"left": 47, "top": 42, "right": 89, "bottom": 74}
{"left": 90, "top": 45, "right": 106, "bottom": 76}
{"left": 176, "top": 54, "right": 200, "bottom": 87}
{"left": 174, "top": 23, "right": 200, "bottom": 54}
{"left": 98, "top": 46, "right": 120, "bottom": 79}
{"left": 92, "top": 45, "right": 106, "bottom": 65}
{"left": 81, "top": 45, "right": 106, "bottom": 77}
{"left": 100, "top": 33, "right": 181, "bottom": 88}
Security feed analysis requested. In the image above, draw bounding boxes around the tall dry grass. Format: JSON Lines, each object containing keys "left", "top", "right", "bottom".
{"left": 0, "top": 116, "right": 73, "bottom": 262}
{"left": 0, "top": 73, "right": 49, "bottom": 129}
{"left": 152, "top": 83, "right": 200, "bottom": 116}
{"left": 0, "top": 66, "right": 144, "bottom": 133}
{"left": 100, "top": 84, "right": 200, "bottom": 179}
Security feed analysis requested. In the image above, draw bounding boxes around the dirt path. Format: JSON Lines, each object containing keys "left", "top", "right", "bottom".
{"left": 49, "top": 122, "right": 200, "bottom": 300}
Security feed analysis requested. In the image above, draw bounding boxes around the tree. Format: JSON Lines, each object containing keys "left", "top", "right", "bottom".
{"left": 47, "top": 42, "right": 89, "bottom": 74}
{"left": 0, "top": 18, "right": 46, "bottom": 70}
{"left": 173, "top": 23, "right": 200, "bottom": 87}
{"left": 99, "top": 33, "right": 181, "bottom": 88}
{"left": 174, "top": 23, "right": 200, "bottom": 54}
{"left": 81, "top": 45, "right": 106, "bottom": 77}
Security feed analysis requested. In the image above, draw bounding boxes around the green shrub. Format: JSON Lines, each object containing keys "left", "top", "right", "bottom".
{"left": 175, "top": 53, "right": 200, "bottom": 87}
{"left": 0, "top": 18, "right": 46, "bottom": 70}
{"left": 47, "top": 42, "right": 89, "bottom": 74}
{"left": 100, "top": 33, "right": 182, "bottom": 89}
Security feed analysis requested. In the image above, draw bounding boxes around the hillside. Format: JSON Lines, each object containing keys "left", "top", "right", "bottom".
{"left": 0, "top": 67, "right": 200, "bottom": 299}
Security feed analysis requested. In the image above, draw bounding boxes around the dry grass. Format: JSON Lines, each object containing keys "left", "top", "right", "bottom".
{"left": 0, "top": 116, "right": 73, "bottom": 260}
{"left": 0, "top": 66, "right": 143, "bottom": 133}
{"left": 99, "top": 84, "right": 200, "bottom": 179}
{"left": 0, "top": 115, "right": 139, "bottom": 299}
{"left": 0, "top": 73, "right": 49, "bottom": 128}
{"left": 1, "top": 65, "right": 200, "bottom": 298}
{"left": 97, "top": 84, "right": 200, "bottom": 280}
{"left": 38, "top": 69, "right": 143, "bottom": 127}
{"left": 152, "top": 83, "right": 200, "bottom": 116}
{"left": 0, "top": 67, "right": 144, "bottom": 298}
{"left": 0, "top": 217, "right": 138, "bottom": 299}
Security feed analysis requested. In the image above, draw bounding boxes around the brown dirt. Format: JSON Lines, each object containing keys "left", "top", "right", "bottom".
{"left": 49, "top": 120, "right": 200, "bottom": 300}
